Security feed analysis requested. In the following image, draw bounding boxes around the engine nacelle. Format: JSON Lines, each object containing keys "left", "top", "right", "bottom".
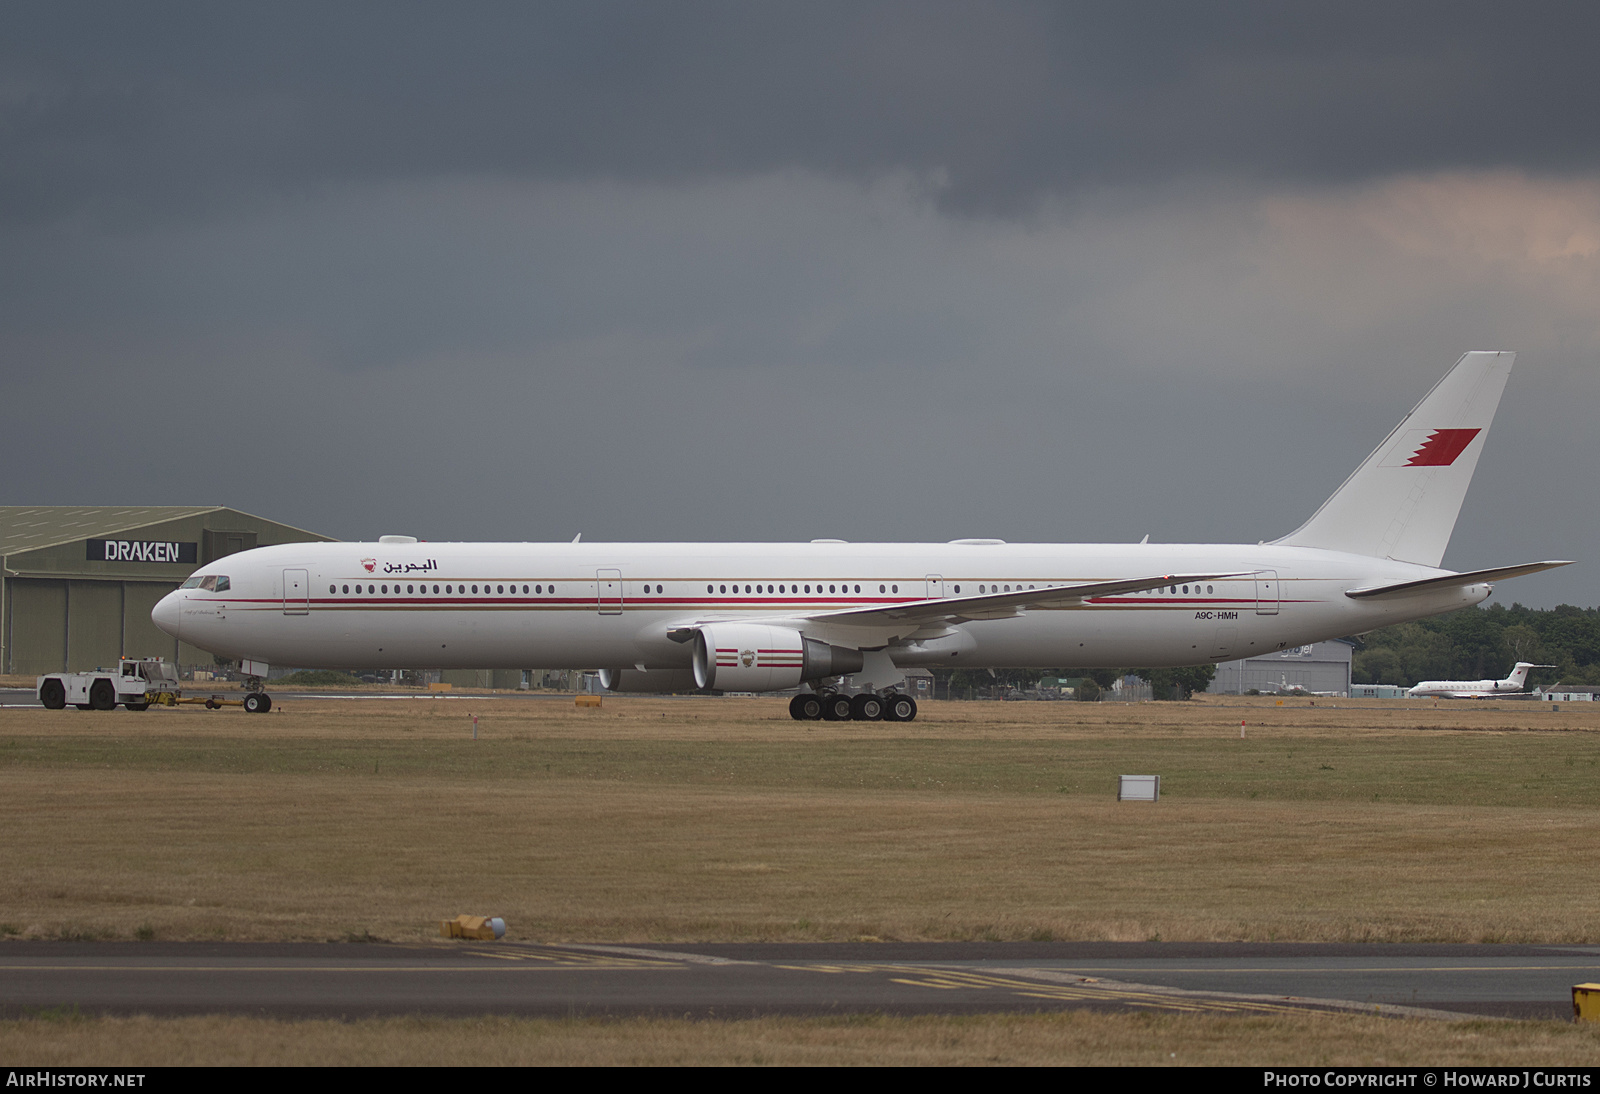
{"left": 691, "top": 624, "right": 865, "bottom": 692}
{"left": 597, "top": 668, "right": 699, "bottom": 693}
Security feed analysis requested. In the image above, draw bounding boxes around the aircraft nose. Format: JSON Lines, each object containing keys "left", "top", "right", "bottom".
{"left": 152, "top": 590, "right": 183, "bottom": 640}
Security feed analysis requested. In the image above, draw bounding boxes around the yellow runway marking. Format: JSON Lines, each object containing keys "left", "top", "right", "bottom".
{"left": 780, "top": 963, "right": 1336, "bottom": 1016}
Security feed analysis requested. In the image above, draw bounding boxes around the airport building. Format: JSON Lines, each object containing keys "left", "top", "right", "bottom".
{"left": 1, "top": 507, "right": 333, "bottom": 676}
{"left": 1537, "top": 685, "right": 1600, "bottom": 702}
{"left": 1207, "top": 639, "right": 1355, "bottom": 697}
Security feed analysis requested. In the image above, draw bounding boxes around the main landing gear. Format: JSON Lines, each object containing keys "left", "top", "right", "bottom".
{"left": 789, "top": 691, "right": 917, "bottom": 722}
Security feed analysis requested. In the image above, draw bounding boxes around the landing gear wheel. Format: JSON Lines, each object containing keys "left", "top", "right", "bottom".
{"left": 885, "top": 694, "right": 917, "bottom": 722}
{"left": 89, "top": 679, "right": 116, "bottom": 711}
{"left": 850, "top": 693, "right": 885, "bottom": 721}
{"left": 243, "top": 692, "right": 272, "bottom": 714}
{"left": 821, "top": 693, "right": 854, "bottom": 721}
{"left": 790, "top": 693, "right": 823, "bottom": 721}
{"left": 39, "top": 680, "right": 66, "bottom": 710}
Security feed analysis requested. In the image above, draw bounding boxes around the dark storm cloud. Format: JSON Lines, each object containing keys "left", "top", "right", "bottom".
{"left": 6, "top": 1, "right": 1600, "bottom": 222}
{"left": 2, "top": 3, "right": 1595, "bottom": 609}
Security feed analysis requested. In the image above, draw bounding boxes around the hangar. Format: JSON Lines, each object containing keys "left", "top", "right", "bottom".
{"left": 1207, "top": 639, "right": 1355, "bottom": 697}
{"left": 1, "top": 507, "right": 332, "bottom": 676}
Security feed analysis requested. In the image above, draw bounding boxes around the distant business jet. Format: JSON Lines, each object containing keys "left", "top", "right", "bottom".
{"left": 1406, "top": 662, "right": 1555, "bottom": 699}
{"left": 1270, "top": 675, "right": 1310, "bottom": 696}
{"left": 150, "top": 351, "right": 1570, "bottom": 721}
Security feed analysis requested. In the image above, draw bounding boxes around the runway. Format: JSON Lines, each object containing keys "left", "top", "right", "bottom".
{"left": 3, "top": 942, "right": 1592, "bottom": 1020}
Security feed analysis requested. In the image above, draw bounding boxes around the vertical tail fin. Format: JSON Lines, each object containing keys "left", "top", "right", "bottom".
{"left": 1506, "top": 662, "right": 1554, "bottom": 688}
{"left": 1273, "top": 351, "right": 1514, "bottom": 566}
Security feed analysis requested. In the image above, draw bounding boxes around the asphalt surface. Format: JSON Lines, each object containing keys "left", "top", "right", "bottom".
{"left": 2, "top": 942, "right": 1593, "bottom": 1020}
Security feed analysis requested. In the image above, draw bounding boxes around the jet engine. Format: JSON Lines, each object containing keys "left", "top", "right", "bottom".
{"left": 691, "top": 624, "right": 865, "bottom": 692}
{"left": 597, "top": 668, "right": 700, "bottom": 693}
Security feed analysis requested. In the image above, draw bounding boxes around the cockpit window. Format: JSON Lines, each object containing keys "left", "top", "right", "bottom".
{"left": 214, "top": 576, "right": 230, "bottom": 592}
{"left": 187, "top": 575, "right": 232, "bottom": 592}
{"left": 181, "top": 577, "right": 203, "bottom": 589}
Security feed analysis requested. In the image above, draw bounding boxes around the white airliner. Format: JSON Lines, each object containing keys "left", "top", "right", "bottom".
{"left": 151, "top": 351, "right": 1570, "bottom": 721}
{"left": 1406, "top": 662, "right": 1555, "bottom": 699}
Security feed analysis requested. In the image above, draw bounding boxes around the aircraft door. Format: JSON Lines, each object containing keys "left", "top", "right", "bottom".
{"left": 1255, "top": 570, "right": 1279, "bottom": 616}
{"left": 597, "top": 569, "right": 623, "bottom": 615}
{"left": 1209, "top": 621, "right": 1237, "bottom": 659}
{"left": 283, "top": 569, "right": 310, "bottom": 615}
{"left": 925, "top": 574, "right": 944, "bottom": 599}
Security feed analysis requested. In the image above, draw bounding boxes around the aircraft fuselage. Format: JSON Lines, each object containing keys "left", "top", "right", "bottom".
{"left": 154, "top": 539, "right": 1487, "bottom": 674}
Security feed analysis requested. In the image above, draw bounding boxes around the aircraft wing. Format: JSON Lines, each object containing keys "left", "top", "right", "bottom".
{"left": 1345, "top": 560, "right": 1573, "bottom": 600}
{"left": 663, "top": 571, "right": 1253, "bottom": 647}
{"left": 779, "top": 572, "right": 1252, "bottom": 628}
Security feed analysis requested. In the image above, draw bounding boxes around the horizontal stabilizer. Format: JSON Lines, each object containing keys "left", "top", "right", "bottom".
{"left": 1345, "top": 560, "right": 1573, "bottom": 600}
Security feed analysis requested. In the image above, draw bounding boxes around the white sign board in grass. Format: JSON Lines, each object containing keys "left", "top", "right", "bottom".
{"left": 1118, "top": 775, "right": 1160, "bottom": 802}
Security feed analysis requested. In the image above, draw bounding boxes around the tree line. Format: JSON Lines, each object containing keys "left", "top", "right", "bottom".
{"left": 930, "top": 603, "right": 1600, "bottom": 699}
{"left": 1352, "top": 602, "right": 1600, "bottom": 688}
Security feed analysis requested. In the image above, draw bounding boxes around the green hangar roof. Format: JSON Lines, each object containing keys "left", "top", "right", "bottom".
{"left": 0, "top": 506, "right": 327, "bottom": 556}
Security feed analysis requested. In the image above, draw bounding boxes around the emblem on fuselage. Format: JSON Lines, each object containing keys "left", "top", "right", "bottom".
{"left": 361, "top": 558, "right": 377, "bottom": 573}
{"left": 741, "top": 649, "right": 756, "bottom": 668}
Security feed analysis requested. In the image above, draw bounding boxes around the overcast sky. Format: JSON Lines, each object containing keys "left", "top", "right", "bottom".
{"left": 3, "top": 2, "right": 1597, "bottom": 607}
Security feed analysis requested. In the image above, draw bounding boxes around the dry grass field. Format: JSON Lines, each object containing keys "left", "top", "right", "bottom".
{"left": 2, "top": 690, "right": 1598, "bottom": 1064}
{"left": 7, "top": 1010, "right": 1600, "bottom": 1067}
{"left": 2, "top": 692, "right": 1597, "bottom": 944}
